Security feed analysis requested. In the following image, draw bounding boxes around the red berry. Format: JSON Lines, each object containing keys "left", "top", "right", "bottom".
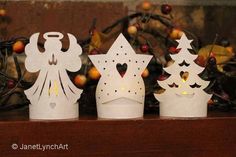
{"left": 157, "top": 74, "right": 168, "bottom": 81}
{"left": 134, "top": 23, "right": 142, "bottom": 30}
{"left": 161, "top": 4, "right": 172, "bottom": 15}
{"left": 140, "top": 44, "right": 149, "bottom": 53}
{"left": 7, "top": 80, "right": 15, "bottom": 89}
{"left": 90, "top": 49, "right": 98, "bottom": 55}
{"left": 168, "top": 47, "right": 179, "bottom": 54}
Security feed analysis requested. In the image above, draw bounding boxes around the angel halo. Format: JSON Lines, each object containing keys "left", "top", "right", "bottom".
{"left": 24, "top": 32, "right": 83, "bottom": 120}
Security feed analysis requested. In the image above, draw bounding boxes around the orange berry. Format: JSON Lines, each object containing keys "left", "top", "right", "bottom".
{"left": 0, "top": 9, "right": 6, "bottom": 16}
{"left": 74, "top": 74, "right": 87, "bottom": 87}
{"left": 142, "top": 68, "right": 149, "bottom": 78}
{"left": 88, "top": 67, "right": 101, "bottom": 80}
{"left": 207, "top": 99, "right": 214, "bottom": 106}
{"left": 127, "top": 25, "right": 137, "bottom": 35}
{"left": 170, "top": 29, "right": 183, "bottom": 39}
{"left": 177, "top": 30, "right": 184, "bottom": 38}
{"left": 170, "top": 29, "right": 179, "bottom": 39}
{"left": 13, "top": 41, "right": 25, "bottom": 54}
{"left": 142, "top": 1, "right": 152, "bottom": 10}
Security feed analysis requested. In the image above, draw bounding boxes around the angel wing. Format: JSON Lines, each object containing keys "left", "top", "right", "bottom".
{"left": 60, "top": 33, "right": 82, "bottom": 72}
{"left": 25, "top": 33, "right": 45, "bottom": 73}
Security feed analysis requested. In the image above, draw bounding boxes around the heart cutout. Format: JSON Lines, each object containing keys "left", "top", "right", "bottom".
{"left": 116, "top": 63, "right": 128, "bottom": 78}
{"left": 50, "top": 102, "right": 56, "bottom": 109}
{"left": 180, "top": 71, "right": 189, "bottom": 82}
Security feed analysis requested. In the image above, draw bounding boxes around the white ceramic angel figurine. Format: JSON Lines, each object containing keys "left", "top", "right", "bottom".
{"left": 24, "top": 32, "right": 82, "bottom": 119}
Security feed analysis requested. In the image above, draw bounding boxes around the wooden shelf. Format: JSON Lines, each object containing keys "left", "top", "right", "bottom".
{"left": 0, "top": 108, "right": 236, "bottom": 157}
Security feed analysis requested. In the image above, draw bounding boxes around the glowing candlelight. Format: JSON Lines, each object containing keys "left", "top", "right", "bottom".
{"left": 49, "top": 80, "right": 59, "bottom": 96}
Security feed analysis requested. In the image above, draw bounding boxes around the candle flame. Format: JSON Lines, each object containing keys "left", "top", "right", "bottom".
{"left": 49, "top": 80, "right": 59, "bottom": 96}
{"left": 121, "top": 87, "right": 125, "bottom": 91}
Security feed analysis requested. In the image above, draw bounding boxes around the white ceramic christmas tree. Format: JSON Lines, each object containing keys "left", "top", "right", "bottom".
{"left": 89, "top": 33, "right": 152, "bottom": 119}
{"left": 24, "top": 32, "right": 83, "bottom": 120}
{"left": 154, "top": 33, "right": 212, "bottom": 117}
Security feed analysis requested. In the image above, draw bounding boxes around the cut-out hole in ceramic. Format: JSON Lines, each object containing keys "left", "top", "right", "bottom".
{"left": 180, "top": 71, "right": 189, "bottom": 82}
{"left": 116, "top": 63, "right": 128, "bottom": 78}
{"left": 50, "top": 102, "right": 56, "bottom": 109}
{"left": 179, "top": 60, "right": 190, "bottom": 67}
{"left": 190, "top": 83, "right": 201, "bottom": 88}
{"left": 168, "top": 83, "right": 179, "bottom": 88}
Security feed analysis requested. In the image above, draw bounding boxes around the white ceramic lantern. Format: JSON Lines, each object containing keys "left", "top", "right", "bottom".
{"left": 89, "top": 33, "right": 152, "bottom": 119}
{"left": 154, "top": 33, "right": 212, "bottom": 117}
{"left": 24, "top": 32, "right": 83, "bottom": 120}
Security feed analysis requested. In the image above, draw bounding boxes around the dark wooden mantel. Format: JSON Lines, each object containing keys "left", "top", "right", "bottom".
{"left": 0, "top": 108, "right": 236, "bottom": 157}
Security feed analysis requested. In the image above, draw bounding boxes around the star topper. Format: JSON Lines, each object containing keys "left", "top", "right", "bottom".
{"left": 89, "top": 33, "right": 152, "bottom": 118}
{"left": 176, "top": 33, "right": 193, "bottom": 49}
{"left": 171, "top": 33, "right": 196, "bottom": 64}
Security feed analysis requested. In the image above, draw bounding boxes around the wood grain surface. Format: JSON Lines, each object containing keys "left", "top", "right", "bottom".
{"left": 0, "top": 108, "right": 236, "bottom": 157}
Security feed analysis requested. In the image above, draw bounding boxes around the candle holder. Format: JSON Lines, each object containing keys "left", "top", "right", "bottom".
{"left": 24, "top": 32, "right": 83, "bottom": 120}
{"left": 89, "top": 34, "right": 152, "bottom": 119}
{"left": 154, "top": 33, "right": 212, "bottom": 117}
